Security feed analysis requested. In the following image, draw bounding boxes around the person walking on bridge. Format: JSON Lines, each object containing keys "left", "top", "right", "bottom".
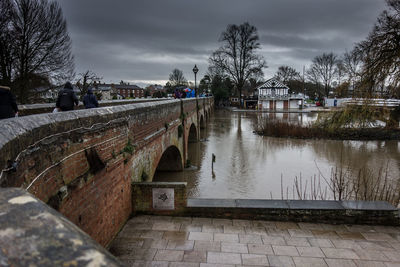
{"left": 0, "top": 86, "right": 18, "bottom": 119}
{"left": 83, "top": 88, "right": 99, "bottom": 109}
{"left": 56, "top": 82, "right": 79, "bottom": 111}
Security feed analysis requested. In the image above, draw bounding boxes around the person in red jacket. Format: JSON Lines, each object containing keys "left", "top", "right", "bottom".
{"left": 0, "top": 86, "right": 18, "bottom": 119}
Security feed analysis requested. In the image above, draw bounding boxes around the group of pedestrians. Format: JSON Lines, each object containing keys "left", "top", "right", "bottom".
{"left": 174, "top": 88, "right": 195, "bottom": 99}
{"left": 0, "top": 82, "right": 99, "bottom": 119}
{"left": 55, "top": 82, "right": 98, "bottom": 112}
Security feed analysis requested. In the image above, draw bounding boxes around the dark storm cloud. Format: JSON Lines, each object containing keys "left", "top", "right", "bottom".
{"left": 57, "top": 0, "right": 386, "bottom": 85}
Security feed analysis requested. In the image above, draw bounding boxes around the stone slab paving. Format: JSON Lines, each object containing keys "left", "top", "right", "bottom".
{"left": 109, "top": 215, "right": 400, "bottom": 267}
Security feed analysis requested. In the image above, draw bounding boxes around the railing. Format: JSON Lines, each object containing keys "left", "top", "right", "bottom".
{"left": 343, "top": 98, "right": 400, "bottom": 107}
{"left": 258, "top": 94, "right": 303, "bottom": 100}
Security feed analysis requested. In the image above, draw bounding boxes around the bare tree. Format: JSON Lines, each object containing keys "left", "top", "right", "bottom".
{"left": 168, "top": 69, "right": 187, "bottom": 87}
{"left": 306, "top": 66, "right": 323, "bottom": 98}
{"left": 342, "top": 50, "right": 363, "bottom": 85}
{"left": 274, "top": 65, "right": 300, "bottom": 84}
{"left": 307, "top": 52, "right": 338, "bottom": 98}
{"left": 209, "top": 22, "right": 267, "bottom": 107}
{"left": 335, "top": 59, "right": 346, "bottom": 86}
{"left": 76, "top": 70, "right": 101, "bottom": 99}
{"left": 341, "top": 50, "right": 363, "bottom": 96}
{"left": 0, "top": 0, "right": 74, "bottom": 103}
{"left": 0, "top": 0, "right": 15, "bottom": 86}
{"left": 355, "top": 0, "right": 400, "bottom": 93}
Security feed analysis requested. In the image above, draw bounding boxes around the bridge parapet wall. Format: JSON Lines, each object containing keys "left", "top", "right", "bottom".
{"left": 0, "top": 98, "right": 213, "bottom": 246}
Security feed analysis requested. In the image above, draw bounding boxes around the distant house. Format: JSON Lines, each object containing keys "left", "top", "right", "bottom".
{"left": 257, "top": 78, "right": 303, "bottom": 110}
{"left": 113, "top": 82, "right": 144, "bottom": 98}
{"left": 93, "top": 84, "right": 112, "bottom": 100}
{"left": 30, "top": 86, "right": 58, "bottom": 102}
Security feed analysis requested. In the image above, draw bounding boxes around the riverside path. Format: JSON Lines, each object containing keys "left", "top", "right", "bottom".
{"left": 109, "top": 215, "right": 400, "bottom": 267}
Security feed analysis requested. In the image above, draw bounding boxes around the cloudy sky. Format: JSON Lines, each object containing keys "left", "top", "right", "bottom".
{"left": 56, "top": 0, "right": 386, "bottom": 87}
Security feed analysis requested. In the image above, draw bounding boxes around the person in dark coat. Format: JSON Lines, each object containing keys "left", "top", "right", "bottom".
{"left": 83, "top": 88, "right": 99, "bottom": 109}
{"left": 0, "top": 86, "right": 18, "bottom": 119}
{"left": 56, "top": 82, "right": 79, "bottom": 111}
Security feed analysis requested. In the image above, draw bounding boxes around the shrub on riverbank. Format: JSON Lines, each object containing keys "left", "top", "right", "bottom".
{"left": 255, "top": 104, "right": 400, "bottom": 140}
{"left": 255, "top": 120, "right": 400, "bottom": 140}
{"left": 255, "top": 120, "right": 321, "bottom": 138}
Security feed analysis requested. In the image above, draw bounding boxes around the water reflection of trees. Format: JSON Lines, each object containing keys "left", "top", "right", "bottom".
{"left": 310, "top": 139, "right": 400, "bottom": 181}
{"left": 228, "top": 112, "right": 254, "bottom": 196}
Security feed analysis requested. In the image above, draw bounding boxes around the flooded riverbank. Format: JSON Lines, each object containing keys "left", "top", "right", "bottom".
{"left": 154, "top": 110, "right": 400, "bottom": 201}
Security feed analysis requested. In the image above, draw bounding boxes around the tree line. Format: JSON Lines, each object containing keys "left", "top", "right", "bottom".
{"left": 183, "top": 0, "right": 400, "bottom": 106}
{"left": 2, "top": 0, "right": 399, "bottom": 105}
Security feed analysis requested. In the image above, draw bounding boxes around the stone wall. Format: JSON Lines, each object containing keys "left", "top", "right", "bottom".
{"left": 186, "top": 199, "right": 400, "bottom": 226}
{"left": 129, "top": 183, "right": 399, "bottom": 226}
{"left": 132, "top": 182, "right": 187, "bottom": 216}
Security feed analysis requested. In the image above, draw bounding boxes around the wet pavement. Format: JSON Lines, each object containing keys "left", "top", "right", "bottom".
{"left": 109, "top": 215, "right": 400, "bottom": 266}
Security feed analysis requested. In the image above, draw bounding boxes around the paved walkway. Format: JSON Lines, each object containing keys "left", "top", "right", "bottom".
{"left": 109, "top": 215, "right": 400, "bottom": 267}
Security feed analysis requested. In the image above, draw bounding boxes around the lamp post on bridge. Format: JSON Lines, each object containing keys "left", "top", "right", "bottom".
{"left": 192, "top": 64, "right": 198, "bottom": 98}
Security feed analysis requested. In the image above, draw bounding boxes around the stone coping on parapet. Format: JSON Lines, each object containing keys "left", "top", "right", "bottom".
{"left": 0, "top": 98, "right": 187, "bottom": 172}
{"left": 185, "top": 198, "right": 400, "bottom": 226}
{"left": 0, "top": 97, "right": 211, "bottom": 151}
{"left": 18, "top": 98, "right": 165, "bottom": 111}
{"left": 0, "top": 187, "right": 122, "bottom": 267}
{"left": 17, "top": 97, "right": 212, "bottom": 115}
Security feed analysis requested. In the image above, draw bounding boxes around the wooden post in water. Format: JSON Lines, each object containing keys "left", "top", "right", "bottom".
{"left": 212, "top": 153, "right": 216, "bottom": 179}
{"left": 212, "top": 153, "right": 216, "bottom": 170}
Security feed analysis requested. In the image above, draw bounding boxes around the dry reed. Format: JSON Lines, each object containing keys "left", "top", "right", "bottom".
{"left": 276, "top": 161, "right": 400, "bottom": 207}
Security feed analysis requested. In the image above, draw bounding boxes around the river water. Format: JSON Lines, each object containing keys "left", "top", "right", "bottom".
{"left": 154, "top": 110, "right": 400, "bottom": 200}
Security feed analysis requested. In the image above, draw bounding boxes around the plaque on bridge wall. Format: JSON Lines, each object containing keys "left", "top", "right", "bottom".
{"left": 152, "top": 188, "right": 174, "bottom": 210}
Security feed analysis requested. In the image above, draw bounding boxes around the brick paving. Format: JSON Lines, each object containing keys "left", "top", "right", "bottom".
{"left": 109, "top": 215, "right": 400, "bottom": 267}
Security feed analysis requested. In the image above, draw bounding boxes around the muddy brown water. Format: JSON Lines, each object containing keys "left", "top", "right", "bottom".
{"left": 154, "top": 110, "right": 400, "bottom": 200}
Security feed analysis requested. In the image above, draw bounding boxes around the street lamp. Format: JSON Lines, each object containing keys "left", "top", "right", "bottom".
{"left": 192, "top": 64, "right": 198, "bottom": 97}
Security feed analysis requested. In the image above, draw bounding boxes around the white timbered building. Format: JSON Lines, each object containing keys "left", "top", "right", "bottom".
{"left": 257, "top": 78, "right": 303, "bottom": 110}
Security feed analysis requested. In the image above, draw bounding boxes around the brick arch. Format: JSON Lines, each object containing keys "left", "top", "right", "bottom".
{"left": 205, "top": 106, "right": 211, "bottom": 120}
{"left": 188, "top": 123, "right": 197, "bottom": 143}
{"left": 155, "top": 145, "right": 183, "bottom": 172}
{"left": 200, "top": 115, "right": 205, "bottom": 129}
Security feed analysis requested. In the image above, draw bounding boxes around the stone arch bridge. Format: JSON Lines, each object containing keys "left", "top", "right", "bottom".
{"left": 0, "top": 97, "right": 213, "bottom": 246}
